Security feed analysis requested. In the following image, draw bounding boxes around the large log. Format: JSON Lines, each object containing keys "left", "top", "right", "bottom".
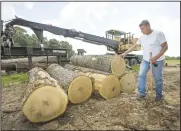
{"left": 22, "top": 67, "right": 68, "bottom": 123}
{"left": 1, "top": 56, "right": 57, "bottom": 64}
{"left": 64, "top": 64, "right": 110, "bottom": 75}
{"left": 64, "top": 64, "right": 121, "bottom": 99}
{"left": 46, "top": 64, "right": 93, "bottom": 104}
{"left": 70, "top": 55, "right": 126, "bottom": 77}
{"left": 1, "top": 56, "right": 58, "bottom": 72}
{"left": 119, "top": 72, "right": 136, "bottom": 93}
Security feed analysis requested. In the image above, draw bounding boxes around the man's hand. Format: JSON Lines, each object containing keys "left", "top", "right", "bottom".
{"left": 119, "top": 52, "right": 127, "bottom": 58}
{"left": 150, "top": 56, "right": 158, "bottom": 64}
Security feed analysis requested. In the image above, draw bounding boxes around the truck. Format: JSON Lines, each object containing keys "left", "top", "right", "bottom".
{"left": 1, "top": 17, "right": 142, "bottom": 67}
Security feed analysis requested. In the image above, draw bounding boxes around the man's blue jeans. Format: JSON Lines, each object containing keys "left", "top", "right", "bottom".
{"left": 138, "top": 60, "right": 164, "bottom": 98}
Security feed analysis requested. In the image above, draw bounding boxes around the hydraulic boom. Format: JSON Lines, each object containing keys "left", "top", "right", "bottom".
{"left": 1, "top": 17, "right": 142, "bottom": 66}
{"left": 4, "top": 17, "right": 118, "bottom": 51}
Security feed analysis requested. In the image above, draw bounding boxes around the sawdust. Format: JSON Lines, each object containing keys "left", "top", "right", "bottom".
{"left": 1, "top": 67, "right": 180, "bottom": 130}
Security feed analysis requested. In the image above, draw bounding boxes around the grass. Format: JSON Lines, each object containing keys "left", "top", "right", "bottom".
{"left": 2, "top": 73, "right": 28, "bottom": 87}
{"left": 131, "top": 65, "right": 140, "bottom": 72}
{"left": 165, "top": 59, "right": 180, "bottom": 65}
{"left": 131, "top": 59, "right": 180, "bottom": 72}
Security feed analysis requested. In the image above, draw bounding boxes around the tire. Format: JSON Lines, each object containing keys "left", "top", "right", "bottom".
{"left": 124, "top": 59, "right": 130, "bottom": 66}
{"left": 130, "top": 58, "right": 138, "bottom": 66}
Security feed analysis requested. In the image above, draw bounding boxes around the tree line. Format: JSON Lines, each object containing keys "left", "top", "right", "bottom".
{"left": 165, "top": 56, "right": 180, "bottom": 60}
{"left": 12, "top": 26, "right": 76, "bottom": 57}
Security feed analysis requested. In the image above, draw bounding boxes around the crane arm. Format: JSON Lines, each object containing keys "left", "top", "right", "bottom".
{"left": 5, "top": 17, "right": 119, "bottom": 51}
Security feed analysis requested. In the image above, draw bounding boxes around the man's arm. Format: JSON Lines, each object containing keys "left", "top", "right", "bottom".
{"left": 122, "top": 38, "right": 141, "bottom": 55}
{"left": 155, "top": 32, "right": 168, "bottom": 60}
{"left": 155, "top": 42, "right": 168, "bottom": 60}
{"left": 124, "top": 43, "right": 137, "bottom": 54}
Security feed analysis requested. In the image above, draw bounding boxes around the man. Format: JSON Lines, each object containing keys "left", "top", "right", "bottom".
{"left": 120, "top": 20, "right": 168, "bottom": 101}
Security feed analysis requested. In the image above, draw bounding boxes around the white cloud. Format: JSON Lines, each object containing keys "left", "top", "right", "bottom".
{"left": 24, "top": 2, "right": 34, "bottom": 10}
{"left": 1, "top": 3, "right": 17, "bottom": 21}
{"left": 1, "top": 2, "right": 35, "bottom": 35}
{"left": 41, "top": 2, "right": 180, "bottom": 56}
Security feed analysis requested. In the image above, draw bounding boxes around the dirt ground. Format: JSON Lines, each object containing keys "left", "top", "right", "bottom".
{"left": 1, "top": 66, "right": 180, "bottom": 130}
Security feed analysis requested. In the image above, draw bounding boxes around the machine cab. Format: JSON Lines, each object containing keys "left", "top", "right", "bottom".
{"left": 105, "top": 29, "right": 126, "bottom": 42}
{"left": 77, "top": 49, "right": 86, "bottom": 55}
{"left": 105, "top": 29, "right": 127, "bottom": 52}
{"left": 105, "top": 29, "right": 140, "bottom": 53}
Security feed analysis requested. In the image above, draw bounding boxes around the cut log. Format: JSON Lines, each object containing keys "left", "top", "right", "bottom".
{"left": 1, "top": 56, "right": 57, "bottom": 64}
{"left": 1, "top": 56, "right": 59, "bottom": 72}
{"left": 119, "top": 72, "right": 136, "bottom": 93}
{"left": 70, "top": 55, "right": 126, "bottom": 77}
{"left": 1, "top": 63, "right": 17, "bottom": 72}
{"left": 46, "top": 64, "right": 93, "bottom": 104}
{"left": 22, "top": 67, "right": 68, "bottom": 123}
{"left": 64, "top": 64, "right": 121, "bottom": 99}
{"left": 64, "top": 64, "right": 110, "bottom": 75}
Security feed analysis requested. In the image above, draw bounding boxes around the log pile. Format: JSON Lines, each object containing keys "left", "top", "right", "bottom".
{"left": 69, "top": 55, "right": 136, "bottom": 94}
{"left": 64, "top": 64, "right": 121, "bottom": 99}
{"left": 19, "top": 54, "right": 136, "bottom": 123}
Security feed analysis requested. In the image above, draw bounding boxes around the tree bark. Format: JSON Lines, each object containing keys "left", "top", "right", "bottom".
{"left": 64, "top": 64, "right": 110, "bottom": 75}
{"left": 70, "top": 55, "right": 126, "bottom": 77}
{"left": 64, "top": 64, "right": 121, "bottom": 99}
{"left": 46, "top": 64, "right": 93, "bottom": 104}
{"left": 22, "top": 67, "right": 68, "bottom": 123}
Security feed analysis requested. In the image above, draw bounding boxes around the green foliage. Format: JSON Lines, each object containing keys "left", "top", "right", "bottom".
{"left": 2, "top": 73, "right": 28, "bottom": 87}
{"left": 12, "top": 26, "right": 75, "bottom": 57}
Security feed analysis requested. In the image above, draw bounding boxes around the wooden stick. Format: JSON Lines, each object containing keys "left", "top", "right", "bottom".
{"left": 149, "top": 52, "right": 154, "bottom": 97}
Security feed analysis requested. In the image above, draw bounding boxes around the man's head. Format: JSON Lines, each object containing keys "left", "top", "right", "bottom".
{"left": 139, "top": 20, "right": 152, "bottom": 35}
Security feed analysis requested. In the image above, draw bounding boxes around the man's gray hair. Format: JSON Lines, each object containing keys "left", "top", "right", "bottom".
{"left": 139, "top": 20, "right": 150, "bottom": 27}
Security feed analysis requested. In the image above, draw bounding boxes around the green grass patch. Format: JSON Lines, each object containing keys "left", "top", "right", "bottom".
{"left": 131, "top": 59, "right": 180, "bottom": 72}
{"left": 131, "top": 65, "right": 140, "bottom": 72}
{"left": 2, "top": 73, "right": 28, "bottom": 87}
{"left": 165, "top": 59, "right": 180, "bottom": 65}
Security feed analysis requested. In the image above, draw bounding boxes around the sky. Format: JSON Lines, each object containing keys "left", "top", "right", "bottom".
{"left": 1, "top": 2, "right": 180, "bottom": 56}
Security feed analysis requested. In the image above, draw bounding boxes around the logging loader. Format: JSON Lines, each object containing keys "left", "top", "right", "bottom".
{"left": 77, "top": 49, "right": 86, "bottom": 55}
{"left": 1, "top": 17, "right": 142, "bottom": 66}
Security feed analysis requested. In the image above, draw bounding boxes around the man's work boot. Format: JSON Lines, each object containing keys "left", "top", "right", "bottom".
{"left": 136, "top": 94, "right": 146, "bottom": 100}
{"left": 155, "top": 95, "right": 163, "bottom": 101}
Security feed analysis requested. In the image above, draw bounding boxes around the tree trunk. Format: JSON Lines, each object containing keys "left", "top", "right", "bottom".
{"left": 64, "top": 64, "right": 121, "bottom": 99}
{"left": 64, "top": 64, "right": 110, "bottom": 75}
{"left": 46, "top": 64, "right": 93, "bottom": 104}
{"left": 70, "top": 55, "right": 126, "bottom": 77}
{"left": 1, "top": 56, "right": 58, "bottom": 72}
{"left": 1, "top": 63, "right": 17, "bottom": 72}
{"left": 21, "top": 67, "right": 68, "bottom": 123}
{"left": 119, "top": 72, "right": 136, "bottom": 93}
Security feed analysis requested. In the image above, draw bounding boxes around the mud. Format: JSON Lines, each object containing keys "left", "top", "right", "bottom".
{"left": 1, "top": 67, "right": 180, "bottom": 130}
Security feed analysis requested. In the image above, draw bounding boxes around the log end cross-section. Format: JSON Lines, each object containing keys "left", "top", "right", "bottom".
{"left": 68, "top": 75, "right": 93, "bottom": 104}
{"left": 111, "top": 55, "right": 126, "bottom": 77}
{"left": 99, "top": 74, "right": 121, "bottom": 99}
{"left": 119, "top": 72, "right": 136, "bottom": 93}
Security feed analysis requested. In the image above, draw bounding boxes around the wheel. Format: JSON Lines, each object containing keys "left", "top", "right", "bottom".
{"left": 130, "top": 58, "right": 138, "bottom": 66}
{"left": 124, "top": 59, "right": 130, "bottom": 66}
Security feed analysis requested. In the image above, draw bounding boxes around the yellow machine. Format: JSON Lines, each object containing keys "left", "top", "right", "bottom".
{"left": 105, "top": 29, "right": 141, "bottom": 53}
